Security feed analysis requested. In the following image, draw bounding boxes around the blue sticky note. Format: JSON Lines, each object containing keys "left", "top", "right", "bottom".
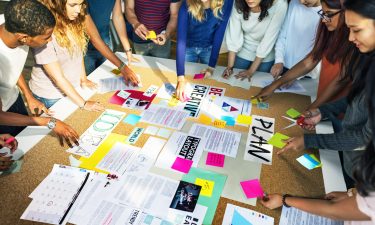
{"left": 232, "top": 210, "right": 252, "bottom": 225}
{"left": 123, "top": 114, "right": 141, "bottom": 125}
{"left": 296, "top": 154, "right": 320, "bottom": 170}
{"left": 221, "top": 116, "right": 236, "bottom": 126}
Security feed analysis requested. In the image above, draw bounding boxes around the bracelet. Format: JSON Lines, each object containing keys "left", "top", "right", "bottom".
{"left": 118, "top": 61, "right": 126, "bottom": 71}
{"left": 80, "top": 101, "right": 87, "bottom": 109}
{"left": 282, "top": 194, "right": 292, "bottom": 208}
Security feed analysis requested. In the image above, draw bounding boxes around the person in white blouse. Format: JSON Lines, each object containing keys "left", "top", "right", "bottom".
{"left": 222, "top": 0, "right": 287, "bottom": 81}
{"left": 270, "top": 0, "right": 321, "bottom": 78}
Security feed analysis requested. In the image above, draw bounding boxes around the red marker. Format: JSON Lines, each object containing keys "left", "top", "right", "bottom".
{"left": 5, "top": 137, "right": 15, "bottom": 144}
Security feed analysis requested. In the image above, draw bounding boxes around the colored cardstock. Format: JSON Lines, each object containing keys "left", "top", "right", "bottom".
{"left": 240, "top": 179, "right": 264, "bottom": 199}
{"left": 206, "top": 152, "right": 225, "bottom": 167}
{"left": 267, "top": 132, "right": 290, "bottom": 148}
{"left": 123, "top": 114, "right": 141, "bottom": 126}
{"left": 194, "top": 73, "right": 205, "bottom": 80}
{"left": 286, "top": 108, "right": 301, "bottom": 119}
{"left": 171, "top": 157, "right": 193, "bottom": 174}
{"left": 195, "top": 178, "right": 215, "bottom": 197}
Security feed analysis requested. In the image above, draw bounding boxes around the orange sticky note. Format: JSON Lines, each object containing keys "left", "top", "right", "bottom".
{"left": 213, "top": 119, "right": 226, "bottom": 128}
{"left": 198, "top": 114, "right": 212, "bottom": 125}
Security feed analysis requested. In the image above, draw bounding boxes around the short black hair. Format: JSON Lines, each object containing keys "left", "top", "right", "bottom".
{"left": 4, "top": 0, "right": 56, "bottom": 37}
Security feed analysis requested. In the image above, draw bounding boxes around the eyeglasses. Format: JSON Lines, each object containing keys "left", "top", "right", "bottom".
{"left": 317, "top": 9, "right": 343, "bottom": 22}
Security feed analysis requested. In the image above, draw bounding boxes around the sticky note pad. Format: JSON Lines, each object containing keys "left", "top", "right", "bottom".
{"left": 198, "top": 114, "right": 212, "bottom": 125}
{"left": 146, "top": 30, "right": 157, "bottom": 39}
{"left": 240, "top": 179, "right": 264, "bottom": 199}
{"left": 267, "top": 132, "right": 290, "bottom": 148}
{"left": 157, "top": 128, "right": 172, "bottom": 139}
{"left": 296, "top": 154, "right": 320, "bottom": 170}
{"left": 123, "top": 114, "right": 141, "bottom": 126}
{"left": 213, "top": 119, "right": 226, "bottom": 128}
{"left": 206, "top": 152, "right": 225, "bottom": 167}
{"left": 236, "top": 115, "right": 252, "bottom": 126}
{"left": 171, "top": 157, "right": 193, "bottom": 174}
{"left": 111, "top": 68, "right": 121, "bottom": 75}
{"left": 194, "top": 73, "right": 205, "bottom": 80}
{"left": 232, "top": 210, "right": 252, "bottom": 225}
{"left": 221, "top": 116, "right": 236, "bottom": 126}
{"left": 195, "top": 178, "right": 215, "bottom": 197}
{"left": 286, "top": 108, "right": 301, "bottom": 119}
{"left": 144, "top": 126, "right": 159, "bottom": 135}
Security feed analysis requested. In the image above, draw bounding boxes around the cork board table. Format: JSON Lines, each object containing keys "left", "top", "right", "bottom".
{"left": 0, "top": 55, "right": 336, "bottom": 225}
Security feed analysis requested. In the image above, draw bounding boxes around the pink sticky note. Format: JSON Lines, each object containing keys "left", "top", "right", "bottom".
{"left": 194, "top": 73, "right": 205, "bottom": 80}
{"left": 206, "top": 152, "right": 225, "bottom": 167}
{"left": 171, "top": 157, "right": 193, "bottom": 173}
{"left": 240, "top": 179, "right": 264, "bottom": 199}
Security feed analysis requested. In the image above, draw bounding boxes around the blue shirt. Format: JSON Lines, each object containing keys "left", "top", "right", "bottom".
{"left": 176, "top": 0, "right": 233, "bottom": 76}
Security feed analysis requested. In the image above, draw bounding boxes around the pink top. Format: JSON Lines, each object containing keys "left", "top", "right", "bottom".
{"left": 345, "top": 193, "right": 375, "bottom": 225}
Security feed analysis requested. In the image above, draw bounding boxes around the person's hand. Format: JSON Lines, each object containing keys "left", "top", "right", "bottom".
{"left": 0, "top": 134, "right": 18, "bottom": 153}
{"left": 80, "top": 79, "right": 98, "bottom": 90}
{"left": 26, "top": 96, "right": 51, "bottom": 116}
{"left": 126, "top": 52, "right": 140, "bottom": 65}
{"left": 260, "top": 194, "right": 283, "bottom": 210}
{"left": 0, "top": 152, "right": 13, "bottom": 171}
{"left": 201, "top": 67, "right": 214, "bottom": 78}
{"left": 281, "top": 79, "right": 295, "bottom": 89}
{"left": 301, "top": 109, "right": 322, "bottom": 131}
{"left": 277, "top": 136, "right": 305, "bottom": 155}
{"left": 53, "top": 120, "right": 80, "bottom": 148}
{"left": 324, "top": 192, "right": 349, "bottom": 202}
{"left": 176, "top": 76, "right": 186, "bottom": 101}
{"left": 270, "top": 63, "right": 284, "bottom": 79}
{"left": 121, "top": 65, "right": 140, "bottom": 86}
{"left": 252, "top": 82, "right": 279, "bottom": 102}
{"left": 83, "top": 101, "right": 105, "bottom": 112}
{"left": 222, "top": 67, "right": 233, "bottom": 79}
{"left": 134, "top": 23, "right": 149, "bottom": 40}
{"left": 153, "top": 33, "right": 167, "bottom": 45}
{"left": 234, "top": 70, "right": 254, "bottom": 81}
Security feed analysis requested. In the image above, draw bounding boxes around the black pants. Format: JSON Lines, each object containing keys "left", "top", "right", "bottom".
{"left": 0, "top": 94, "right": 28, "bottom": 136}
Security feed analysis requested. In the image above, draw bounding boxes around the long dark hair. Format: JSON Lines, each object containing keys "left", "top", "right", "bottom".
{"left": 235, "top": 0, "right": 274, "bottom": 21}
{"left": 347, "top": 0, "right": 375, "bottom": 196}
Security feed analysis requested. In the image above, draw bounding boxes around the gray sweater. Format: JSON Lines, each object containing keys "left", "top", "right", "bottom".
{"left": 304, "top": 91, "right": 372, "bottom": 178}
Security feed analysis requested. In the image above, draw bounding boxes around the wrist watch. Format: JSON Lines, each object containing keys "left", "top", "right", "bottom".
{"left": 282, "top": 194, "right": 292, "bottom": 208}
{"left": 124, "top": 48, "right": 132, "bottom": 53}
{"left": 47, "top": 117, "right": 57, "bottom": 129}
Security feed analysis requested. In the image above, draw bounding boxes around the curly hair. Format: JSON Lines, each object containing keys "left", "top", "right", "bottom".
{"left": 235, "top": 0, "right": 274, "bottom": 21}
{"left": 187, "top": 0, "right": 224, "bottom": 22}
{"left": 4, "top": 0, "right": 55, "bottom": 37}
{"left": 38, "top": 0, "right": 88, "bottom": 55}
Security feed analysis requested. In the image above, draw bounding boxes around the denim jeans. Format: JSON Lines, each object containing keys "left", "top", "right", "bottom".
{"left": 33, "top": 94, "right": 60, "bottom": 109}
{"left": 234, "top": 55, "right": 274, "bottom": 73}
{"left": 84, "top": 35, "right": 113, "bottom": 76}
{"left": 185, "top": 46, "right": 212, "bottom": 64}
{"left": 133, "top": 39, "right": 171, "bottom": 59}
{"left": 0, "top": 94, "right": 28, "bottom": 136}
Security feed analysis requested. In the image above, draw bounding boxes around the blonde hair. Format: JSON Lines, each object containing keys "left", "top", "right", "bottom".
{"left": 38, "top": 0, "right": 88, "bottom": 55}
{"left": 187, "top": 0, "right": 224, "bottom": 22}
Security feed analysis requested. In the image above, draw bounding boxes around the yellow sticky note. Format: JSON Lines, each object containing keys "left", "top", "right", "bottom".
{"left": 198, "top": 114, "right": 212, "bottom": 125}
{"left": 111, "top": 68, "right": 121, "bottom": 75}
{"left": 146, "top": 30, "right": 157, "bottom": 39}
{"left": 79, "top": 133, "right": 127, "bottom": 173}
{"left": 213, "top": 119, "right": 226, "bottom": 128}
{"left": 195, "top": 178, "right": 215, "bottom": 197}
{"left": 236, "top": 115, "right": 252, "bottom": 125}
{"left": 168, "top": 96, "right": 180, "bottom": 107}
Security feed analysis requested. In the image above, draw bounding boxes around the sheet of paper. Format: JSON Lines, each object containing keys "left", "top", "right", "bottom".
{"left": 155, "top": 131, "right": 207, "bottom": 169}
{"left": 189, "top": 123, "right": 241, "bottom": 158}
{"left": 267, "top": 132, "right": 290, "bottom": 148}
{"left": 286, "top": 108, "right": 301, "bottom": 119}
{"left": 244, "top": 115, "right": 275, "bottom": 165}
{"left": 96, "top": 142, "right": 140, "bottom": 175}
{"left": 209, "top": 72, "right": 252, "bottom": 89}
{"left": 206, "top": 152, "right": 225, "bottom": 167}
{"left": 240, "top": 179, "right": 264, "bottom": 198}
{"left": 98, "top": 76, "right": 140, "bottom": 93}
{"left": 167, "top": 204, "right": 207, "bottom": 225}
{"left": 222, "top": 204, "right": 274, "bottom": 225}
{"left": 296, "top": 154, "right": 321, "bottom": 170}
{"left": 126, "top": 127, "right": 144, "bottom": 144}
{"left": 156, "top": 128, "right": 172, "bottom": 139}
{"left": 279, "top": 206, "right": 343, "bottom": 225}
{"left": 140, "top": 105, "right": 190, "bottom": 130}
{"left": 169, "top": 180, "right": 201, "bottom": 213}
{"left": 144, "top": 125, "right": 159, "bottom": 135}
{"left": 171, "top": 157, "right": 193, "bottom": 174}
{"left": 261, "top": 80, "right": 306, "bottom": 93}
{"left": 67, "top": 110, "right": 126, "bottom": 158}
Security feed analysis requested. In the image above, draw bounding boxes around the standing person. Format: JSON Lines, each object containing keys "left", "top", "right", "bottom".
{"left": 125, "top": 0, "right": 181, "bottom": 58}
{"left": 270, "top": 0, "right": 321, "bottom": 78}
{"left": 175, "top": 0, "right": 233, "bottom": 100}
{"left": 30, "top": 0, "right": 105, "bottom": 111}
{"left": 0, "top": 0, "right": 79, "bottom": 147}
{"left": 85, "top": 0, "right": 139, "bottom": 76}
{"left": 261, "top": 2, "right": 375, "bottom": 221}
{"left": 222, "top": 0, "right": 288, "bottom": 81}
{"left": 254, "top": 0, "right": 354, "bottom": 110}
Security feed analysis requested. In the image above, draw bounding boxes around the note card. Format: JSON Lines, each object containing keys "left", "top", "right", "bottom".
{"left": 240, "top": 179, "right": 264, "bottom": 199}
{"left": 206, "top": 152, "right": 225, "bottom": 167}
{"left": 296, "top": 154, "right": 321, "bottom": 170}
{"left": 267, "top": 133, "right": 290, "bottom": 148}
{"left": 171, "top": 157, "right": 193, "bottom": 174}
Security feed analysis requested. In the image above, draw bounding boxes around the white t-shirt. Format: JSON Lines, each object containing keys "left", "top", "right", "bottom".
{"left": 0, "top": 14, "right": 29, "bottom": 111}
{"left": 345, "top": 193, "right": 375, "bottom": 225}
{"left": 274, "top": 0, "right": 321, "bottom": 69}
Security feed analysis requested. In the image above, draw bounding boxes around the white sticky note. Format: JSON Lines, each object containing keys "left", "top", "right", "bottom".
{"left": 143, "top": 85, "right": 159, "bottom": 97}
{"left": 156, "top": 128, "right": 172, "bottom": 139}
{"left": 144, "top": 126, "right": 159, "bottom": 136}
{"left": 117, "top": 90, "right": 131, "bottom": 99}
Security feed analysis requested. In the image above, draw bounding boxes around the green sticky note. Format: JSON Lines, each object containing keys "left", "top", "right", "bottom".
{"left": 286, "top": 108, "right": 301, "bottom": 119}
{"left": 182, "top": 167, "right": 227, "bottom": 225}
{"left": 267, "top": 132, "right": 290, "bottom": 148}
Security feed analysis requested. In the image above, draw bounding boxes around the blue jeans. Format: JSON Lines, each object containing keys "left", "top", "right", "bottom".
{"left": 0, "top": 94, "right": 28, "bottom": 136}
{"left": 234, "top": 55, "right": 274, "bottom": 73}
{"left": 185, "top": 46, "right": 212, "bottom": 64}
{"left": 33, "top": 94, "right": 60, "bottom": 109}
{"left": 133, "top": 39, "right": 171, "bottom": 59}
{"left": 84, "top": 35, "right": 113, "bottom": 76}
